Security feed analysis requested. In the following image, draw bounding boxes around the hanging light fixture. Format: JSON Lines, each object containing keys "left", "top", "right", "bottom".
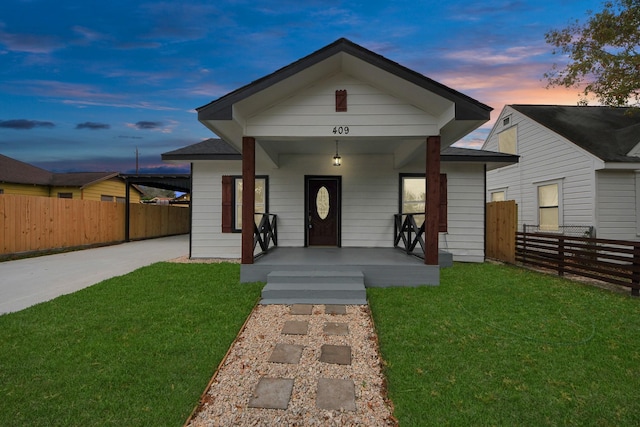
{"left": 333, "top": 140, "right": 342, "bottom": 166}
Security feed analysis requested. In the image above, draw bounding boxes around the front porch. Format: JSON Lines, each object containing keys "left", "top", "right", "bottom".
{"left": 241, "top": 246, "right": 453, "bottom": 287}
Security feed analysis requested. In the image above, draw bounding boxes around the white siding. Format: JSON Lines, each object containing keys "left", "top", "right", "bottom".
{"left": 596, "top": 170, "right": 640, "bottom": 241}
{"left": 245, "top": 73, "right": 439, "bottom": 138}
{"left": 190, "top": 152, "right": 488, "bottom": 262}
{"left": 484, "top": 106, "right": 599, "bottom": 232}
{"left": 440, "top": 163, "right": 486, "bottom": 262}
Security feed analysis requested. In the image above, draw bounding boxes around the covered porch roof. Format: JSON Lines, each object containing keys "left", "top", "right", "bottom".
{"left": 196, "top": 38, "right": 492, "bottom": 169}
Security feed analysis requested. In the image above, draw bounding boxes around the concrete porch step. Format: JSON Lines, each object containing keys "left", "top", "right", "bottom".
{"left": 261, "top": 271, "right": 367, "bottom": 305}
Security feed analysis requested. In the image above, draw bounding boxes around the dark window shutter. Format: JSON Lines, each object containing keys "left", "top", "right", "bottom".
{"left": 221, "top": 175, "right": 233, "bottom": 233}
{"left": 439, "top": 174, "right": 447, "bottom": 232}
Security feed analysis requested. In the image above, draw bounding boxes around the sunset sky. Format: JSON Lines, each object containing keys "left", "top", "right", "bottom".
{"left": 0, "top": 0, "right": 603, "bottom": 173}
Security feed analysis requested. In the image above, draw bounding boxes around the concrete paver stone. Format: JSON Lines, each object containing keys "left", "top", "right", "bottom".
{"left": 323, "top": 322, "right": 349, "bottom": 336}
{"left": 290, "top": 304, "right": 313, "bottom": 315}
{"left": 325, "top": 304, "right": 347, "bottom": 315}
{"left": 316, "top": 378, "right": 356, "bottom": 411}
{"left": 269, "top": 343, "right": 304, "bottom": 364}
{"left": 248, "top": 377, "right": 294, "bottom": 410}
{"left": 282, "top": 320, "right": 309, "bottom": 335}
{"left": 319, "top": 344, "right": 352, "bottom": 365}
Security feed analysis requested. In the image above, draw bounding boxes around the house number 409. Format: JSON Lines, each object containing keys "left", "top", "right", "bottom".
{"left": 332, "top": 126, "right": 349, "bottom": 135}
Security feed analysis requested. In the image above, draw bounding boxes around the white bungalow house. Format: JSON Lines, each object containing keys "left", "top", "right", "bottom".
{"left": 163, "top": 38, "right": 517, "bottom": 296}
{"left": 483, "top": 104, "right": 640, "bottom": 241}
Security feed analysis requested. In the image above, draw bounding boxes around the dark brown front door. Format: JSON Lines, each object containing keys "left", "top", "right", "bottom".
{"left": 306, "top": 177, "right": 340, "bottom": 246}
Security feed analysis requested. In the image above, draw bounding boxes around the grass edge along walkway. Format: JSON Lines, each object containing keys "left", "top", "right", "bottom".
{"left": 0, "top": 262, "right": 262, "bottom": 427}
{"left": 369, "top": 262, "right": 640, "bottom": 427}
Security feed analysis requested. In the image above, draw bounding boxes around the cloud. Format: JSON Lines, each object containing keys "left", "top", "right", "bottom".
{"left": 0, "top": 119, "right": 55, "bottom": 129}
{"left": 0, "top": 23, "right": 63, "bottom": 54}
{"left": 76, "top": 121, "right": 110, "bottom": 130}
{"left": 131, "top": 121, "right": 163, "bottom": 130}
{"left": 126, "top": 119, "right": 178, "bottom": 134}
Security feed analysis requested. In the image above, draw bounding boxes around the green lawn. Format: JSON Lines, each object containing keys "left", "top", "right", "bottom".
{"left": 1, "top": 262, "right": 639, "bottom": 426}
{"left": 0, "top": 263, "right": 262, "bottom": 427}
{"left": 368, "top": 262, "right": 640, "bottom": 426}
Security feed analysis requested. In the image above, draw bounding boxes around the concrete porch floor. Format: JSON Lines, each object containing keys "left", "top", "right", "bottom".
{"left": 240, "top": 247, "right": 452, "bottom": 287}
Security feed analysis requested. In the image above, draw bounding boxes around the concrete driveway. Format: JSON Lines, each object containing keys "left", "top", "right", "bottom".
{"left": 0, "top": 234, "right": 189, "bottom": 315}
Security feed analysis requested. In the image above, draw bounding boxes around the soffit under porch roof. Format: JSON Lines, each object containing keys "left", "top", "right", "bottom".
{"left": 197, "top": 38, "right": 491, "bottom": 166}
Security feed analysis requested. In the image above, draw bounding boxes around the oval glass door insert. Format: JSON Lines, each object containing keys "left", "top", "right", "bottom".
{"left": 316, "top": 186, "right": 330, "bottom": 219}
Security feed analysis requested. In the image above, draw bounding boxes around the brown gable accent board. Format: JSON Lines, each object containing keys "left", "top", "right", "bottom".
{"left": 335, "top": 89, "right": 347, "bottom": 112}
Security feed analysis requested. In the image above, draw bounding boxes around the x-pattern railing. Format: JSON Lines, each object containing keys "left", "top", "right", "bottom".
{"left": 394, "top": 213, "right": 425, "bottom": 255}
{"left": 254, "top": 213, "right": 277, "bottom": 256}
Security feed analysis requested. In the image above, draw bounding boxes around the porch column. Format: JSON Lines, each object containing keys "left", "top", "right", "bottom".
{"left": 425, "top": 135, "right": 441, "bottom": 265}
{"left": 241, "top": 136, "right": 256, "bottom": 264}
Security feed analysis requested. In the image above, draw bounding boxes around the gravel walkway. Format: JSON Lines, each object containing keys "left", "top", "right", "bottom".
{"left": 186, "top": 304, "right": 397, "bottom": 426}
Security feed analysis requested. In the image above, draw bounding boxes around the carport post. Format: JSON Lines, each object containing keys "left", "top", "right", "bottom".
{"left": 125, "top": 178, "right": 130, "bottom": 242}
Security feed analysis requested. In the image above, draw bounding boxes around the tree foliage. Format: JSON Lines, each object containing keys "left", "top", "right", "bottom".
{"left": 544, "top": 0, "right": 640, "bottom": 107}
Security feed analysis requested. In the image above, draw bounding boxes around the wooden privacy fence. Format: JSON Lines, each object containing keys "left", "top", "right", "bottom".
{"left": 0, "top": 194, "right": 189, "bottom": 256}
{"left": 517, "top": 231, "right": 640, "bottom": 296}
{"left": 486, "top": 200, "right": 517, "bottom": 263}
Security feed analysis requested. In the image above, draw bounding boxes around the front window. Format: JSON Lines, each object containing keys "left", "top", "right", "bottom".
{"left": 58, "top": 192, "right": 72, "bottom": 199}
{"left": 400, "top": 175, "right": 425, "bottom": 225}
{"left": 234, "top": 176, "right": 268, "bottom": 231}
{"left": 538, "top": 183, "right": 559, "bottom": 231}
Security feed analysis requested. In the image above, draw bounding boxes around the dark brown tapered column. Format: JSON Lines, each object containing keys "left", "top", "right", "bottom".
{"left": 425, "top": 136, "right": 441, "bottom": 265}
{"left": 241, "top": 137, "right": 255, "bottom": 264}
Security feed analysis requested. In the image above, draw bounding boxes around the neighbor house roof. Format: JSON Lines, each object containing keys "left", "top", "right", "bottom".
{"left": 0, "top": 153, "right": 53, "bottom": 185}
{"left": 51, "top": 172, "right": 120, "bottom": 188}
{"left": 0, "top": 153, "right": 126, "bottom": 188}
{"left": 510, "top": 105, "right": 640, "bottom": 162}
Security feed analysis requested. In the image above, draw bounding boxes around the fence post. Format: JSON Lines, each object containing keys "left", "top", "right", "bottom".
{"left": 558, "top": 236, "right": 565, "bottom": 277}
{"left": 632, "top": 245, "right": 640, "bottom": 297}
{"left": 522, "top": 225, "right": 527, "bottom": 265}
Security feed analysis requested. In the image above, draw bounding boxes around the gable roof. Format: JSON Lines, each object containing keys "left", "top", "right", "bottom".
{"left": 196, "top": 38, "right": 492, "bottom": 151}
{"left": 510, "top": 105, "right": 640, "bottom": 162}
{"left": 198, "top": 38, "right": 492, "bottom": 121}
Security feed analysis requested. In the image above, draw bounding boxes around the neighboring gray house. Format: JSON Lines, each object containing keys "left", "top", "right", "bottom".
{"left": 163, "top": 38, "right": 517, "bottom": 287}
{"left": 483, "top": 104, "right": 640, "bottom": 241}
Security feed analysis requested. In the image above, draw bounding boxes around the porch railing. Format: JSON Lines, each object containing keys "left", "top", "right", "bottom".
{"left": 394, "top": 213, "right": 425, "bottom": 256}
{"left": 254, "top": 213, "right": 277, "bottom": 257}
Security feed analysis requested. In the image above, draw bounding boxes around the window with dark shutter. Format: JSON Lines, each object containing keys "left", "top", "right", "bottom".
{"left": 439, "top": 174, "right": 447, "bottom": 232}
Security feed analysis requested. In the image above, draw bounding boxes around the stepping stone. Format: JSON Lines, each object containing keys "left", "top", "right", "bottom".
{"left": 248, "top": 377, "right": 294, "bottom": 410}
{"left": 325, "top": 304, "right": 347, "bottom": 315}
{"left": 324, "top": 322, "right": 349, "bottom": 336}
{"left": 319, "top": 344, "right": 351, "bottom": 365}
{"left": 268, "top": 343, "right": 304, "bottom": 364}
{"left": 290, "top": 304, "right": 313, "bottom": 315}
{"left": 316, "top": 378, "right": 356, "bottom": 411}
{"left": 282, "top": 320, "right": 308, "bottom": 335}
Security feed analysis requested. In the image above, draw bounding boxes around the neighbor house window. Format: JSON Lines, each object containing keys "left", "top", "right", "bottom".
{"left": 498, "top": 126, "right": 517, "bottom": 155}
{"left": 491, "top": 191, "right": 506, "bottom": 202}
{"left": 399, "top": 174, "right": 447, "bottom": 232}
{"left": 221, "top": 176, "right": 268, "bottom": 233}
{"left": 116, "top": 197, "right": 125, "bottom": 204}
{"left": 538, "top": 183, "right": 560, "bottom": 231}
{"left": 58, "top": 192, "right": 72, "bottom": 199}
{"left": 101, "top": 195, "right": 114, "bottom": 202}
{"left": 0, "top": 189, "right": 4, "bottom": 194}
